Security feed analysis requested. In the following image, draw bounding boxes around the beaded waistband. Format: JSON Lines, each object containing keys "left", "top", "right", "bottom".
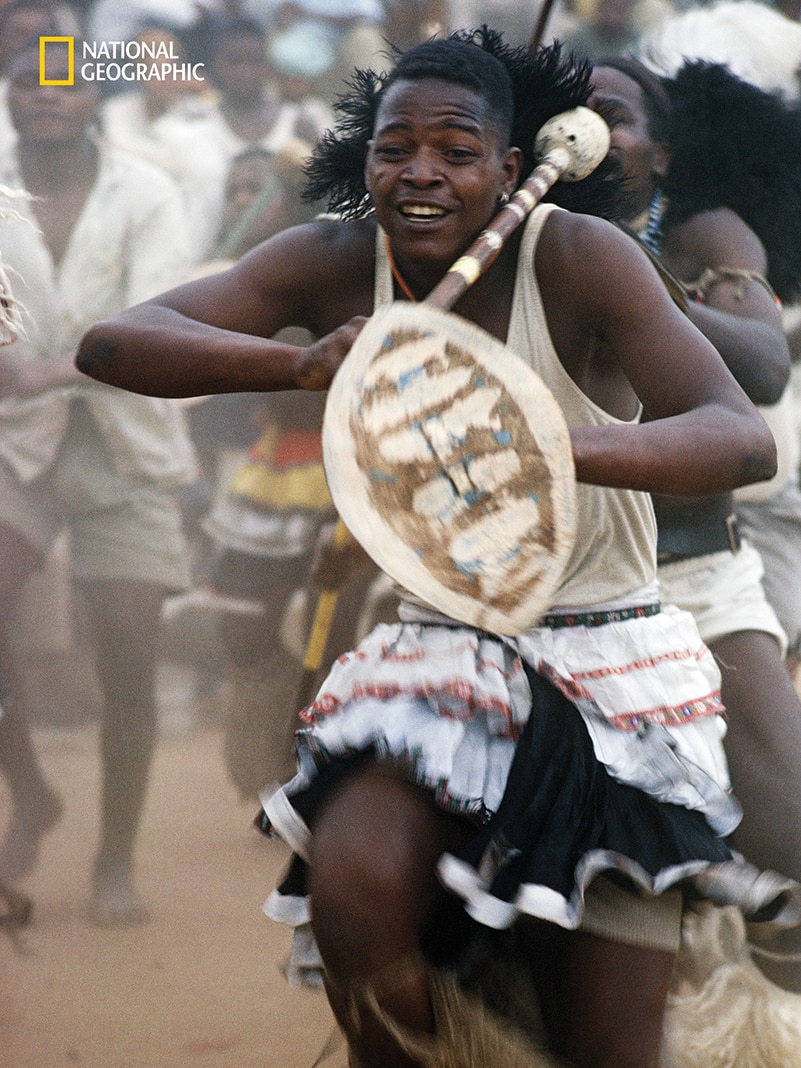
{"left": 542, "top": 603, "right": 661, "bottom": 629}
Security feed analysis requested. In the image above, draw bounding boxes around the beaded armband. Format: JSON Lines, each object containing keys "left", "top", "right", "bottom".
{"left": 687, "top": 266, "right": 782, "bottom": 309}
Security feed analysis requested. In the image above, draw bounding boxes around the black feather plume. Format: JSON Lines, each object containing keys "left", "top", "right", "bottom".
{"left": 663, "top": 60, "right": 801, "bottom": 302}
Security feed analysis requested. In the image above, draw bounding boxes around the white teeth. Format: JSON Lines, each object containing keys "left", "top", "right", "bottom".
{"left": 400, "top": 205, "right": 446, "bottom": 218}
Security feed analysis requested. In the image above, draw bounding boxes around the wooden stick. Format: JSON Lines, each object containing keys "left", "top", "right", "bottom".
{"left": 426, "top": 157, "right": 567, "bottom": 311}
{"left": 530, "top": 0, "right": 558, "bottom": 50}
{"left": 293, "top": 517, "right": 352, "bottom": 712}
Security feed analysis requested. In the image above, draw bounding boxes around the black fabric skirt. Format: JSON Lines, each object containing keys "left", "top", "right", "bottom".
{"left": 259, "top": 665, "right": 801, "bottom": 938}
{"left": 437, "top": 664, "right": 734, "bottom": 931}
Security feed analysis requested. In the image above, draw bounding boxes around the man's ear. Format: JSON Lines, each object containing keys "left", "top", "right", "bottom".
{"left": 502, "top": 145, "right": 523, "bottom": 196}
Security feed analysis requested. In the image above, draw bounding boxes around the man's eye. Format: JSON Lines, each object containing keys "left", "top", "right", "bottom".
{"left": 593, "top": 102, "right": 625, "bottom": 130}
{"left": 374, "top": 147, "right": 407, "bottom": 160}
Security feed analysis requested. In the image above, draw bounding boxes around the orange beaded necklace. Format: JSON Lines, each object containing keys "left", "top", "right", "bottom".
{"left": 385, "top": 238, "right": 418, "bottom": 303}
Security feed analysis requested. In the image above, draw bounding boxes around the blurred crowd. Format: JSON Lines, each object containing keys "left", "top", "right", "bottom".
{"left": 3, "top": 0, "right": 801, "bottom": 929}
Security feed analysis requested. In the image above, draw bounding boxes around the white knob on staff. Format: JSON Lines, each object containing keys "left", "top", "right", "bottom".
{"left": 534, "top": 106, "right": 611, "bottom": 182}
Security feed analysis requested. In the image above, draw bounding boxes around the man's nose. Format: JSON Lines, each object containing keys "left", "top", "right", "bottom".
{"left": 401, "top": 150, "right": 443, "bottom": 184}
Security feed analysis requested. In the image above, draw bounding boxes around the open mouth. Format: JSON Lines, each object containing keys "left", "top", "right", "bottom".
{"left": 399, "top": 204, "right": 448, "bottom": 221}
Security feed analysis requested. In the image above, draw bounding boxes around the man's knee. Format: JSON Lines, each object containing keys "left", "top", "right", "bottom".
{"left": 309, "top": 770, "right": 448, "bottom": 968}
{"left": 313, "top": 773, "right": 438, "bottom": 895}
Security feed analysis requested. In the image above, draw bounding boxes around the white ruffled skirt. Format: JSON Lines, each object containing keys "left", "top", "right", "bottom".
{"left": 259, "top": 590, "right": 801, "bottom": 940}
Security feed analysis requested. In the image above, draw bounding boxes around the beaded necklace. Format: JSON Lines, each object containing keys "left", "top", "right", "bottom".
{"left": 385, "top": 237, "right": 419, "bottom": 303}
{"left": 639, "top": 189, "right": 665, "bottom": 255}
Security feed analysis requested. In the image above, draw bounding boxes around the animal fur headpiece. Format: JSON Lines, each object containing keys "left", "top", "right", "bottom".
{"left": 303, "top": 27, "right": 625, "bottom": 222}
{"left": 662, "top": 60, "right": 801, "bottom": 303}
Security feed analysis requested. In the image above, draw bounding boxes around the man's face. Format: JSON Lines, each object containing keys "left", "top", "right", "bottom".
{"left": 365, "top": 77, "right": 520, "bottom": 273}
{"left": 588, "top": 66, "right": 669, "bottom": 222}
{"left": 8, "top": 49, "right": 99, "bottom": 144}
{"left": 211, "top": 34, "right": 268, "bottom": 103}
{"left": 225, "top": 154, "right": 274, "bottom": 215}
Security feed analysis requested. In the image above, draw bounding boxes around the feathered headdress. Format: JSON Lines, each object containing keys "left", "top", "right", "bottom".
{"left": 303, "top": 28, "right": 625, "bottom": 222}
{"left": 663, "top": 60, "right": 801, "bottom": 303}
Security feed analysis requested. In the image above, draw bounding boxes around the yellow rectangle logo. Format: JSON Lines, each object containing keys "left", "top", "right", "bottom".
{"left": 39, "top": 36, "right": 74, "bottom": 86}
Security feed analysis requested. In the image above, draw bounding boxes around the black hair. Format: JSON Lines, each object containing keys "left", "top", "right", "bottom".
{"left": 303, "top": 27, "right": 625, "bottom": 222}
{"left": 663, "top": 60, "right": 801, "bottom": 302}
{"left": 591, "top": 55, "right": 672, "bottom": 143}
{"left": 384, "top": 34, "right": 515, "bottom": 145}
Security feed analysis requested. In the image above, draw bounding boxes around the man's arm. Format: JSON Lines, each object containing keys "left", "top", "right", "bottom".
{"left": 666, "top": 208, "right": 790, "bottom": 406}
{"left": 76, "top": 221, "right": 370, "bottom": 397}
{"left": 543, "top": 213, "right": 776, "bottom": 497}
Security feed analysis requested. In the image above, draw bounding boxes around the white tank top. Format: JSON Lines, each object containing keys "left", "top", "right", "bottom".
{"left": 374, "top": 204, "right": 657, "bottom": 609}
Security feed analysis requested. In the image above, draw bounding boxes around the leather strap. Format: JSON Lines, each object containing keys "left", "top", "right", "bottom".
{"left": 657, "top": 499, "right": 741, "bottom": 563}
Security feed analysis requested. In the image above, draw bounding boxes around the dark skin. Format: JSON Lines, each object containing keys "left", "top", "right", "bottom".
{"left": 214, "top": 151, "right": 295, "bottom": 260}
{"left": 77, "top": 76, "right": 775, "bottom": 1067}
{"left": 662, "top": 210, "right": 788, "bottom": 404}
{"left": 589, "top": 67, "right": 789, "bottom": 407}
{"left": 591, "top": 64, "right": 801, "bottom": 991}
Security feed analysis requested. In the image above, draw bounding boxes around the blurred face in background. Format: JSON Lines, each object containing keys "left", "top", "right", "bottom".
{"left": 136, "top": 26, "right": 204, "bottom": 114}
{"left": 210, "top": 31, "right": 269, "bottom": 105}
{"left": 220, "top": 149, "right": 292, "bottom": 253}
{"left": 223, "top": 150, "right": 275, "bottom": 220}
{"left": 8, "top": 44, "right": 99, "bottom": 145}
{"left": 589, "top": 65, "right": 670, "bottom": 221}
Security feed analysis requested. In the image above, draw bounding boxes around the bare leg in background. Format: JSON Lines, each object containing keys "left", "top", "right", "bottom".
{"left": 79, "top": 576, "right": 167, "bottom": 926}
{"left": 0, "top": 521, "right": 62, "bottom": 881}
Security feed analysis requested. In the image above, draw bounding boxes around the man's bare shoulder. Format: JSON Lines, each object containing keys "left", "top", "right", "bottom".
{"left": 664, "top": 208, "right": 766, "bottom": 275}
{"left": 537, "top": 208, "right": 644, "bottom": 285}
{"left": 229, "top": 216, "right": 376, "bottom": 321}
{"left": 542, "top": 205, "right": 633, "bottom": 249}
{"left": 241, "top": 216, "right": 377, "bottom": 282}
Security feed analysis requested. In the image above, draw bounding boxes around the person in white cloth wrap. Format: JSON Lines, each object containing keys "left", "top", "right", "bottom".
{"left": 76, "top": 30, "right": 801, "bottom": 1068}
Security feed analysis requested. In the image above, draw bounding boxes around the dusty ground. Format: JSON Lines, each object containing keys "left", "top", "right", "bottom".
{"left": 0, "top": 719, "right": 345, "bottom": 1068}
{"left": 4, "top": 589, "right": 801, "bottom": 1068}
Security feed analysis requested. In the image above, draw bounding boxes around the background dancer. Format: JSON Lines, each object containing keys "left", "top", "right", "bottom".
{"left": 0, "top": 39, "right": 195, "bottom": 925}
{"left": 589, "top": 55, "right": 801, "bottom": 989}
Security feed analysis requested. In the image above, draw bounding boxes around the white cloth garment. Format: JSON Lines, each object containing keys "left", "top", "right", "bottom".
{"left": 0, "top": 143, "right": 197, "bottom": 489}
